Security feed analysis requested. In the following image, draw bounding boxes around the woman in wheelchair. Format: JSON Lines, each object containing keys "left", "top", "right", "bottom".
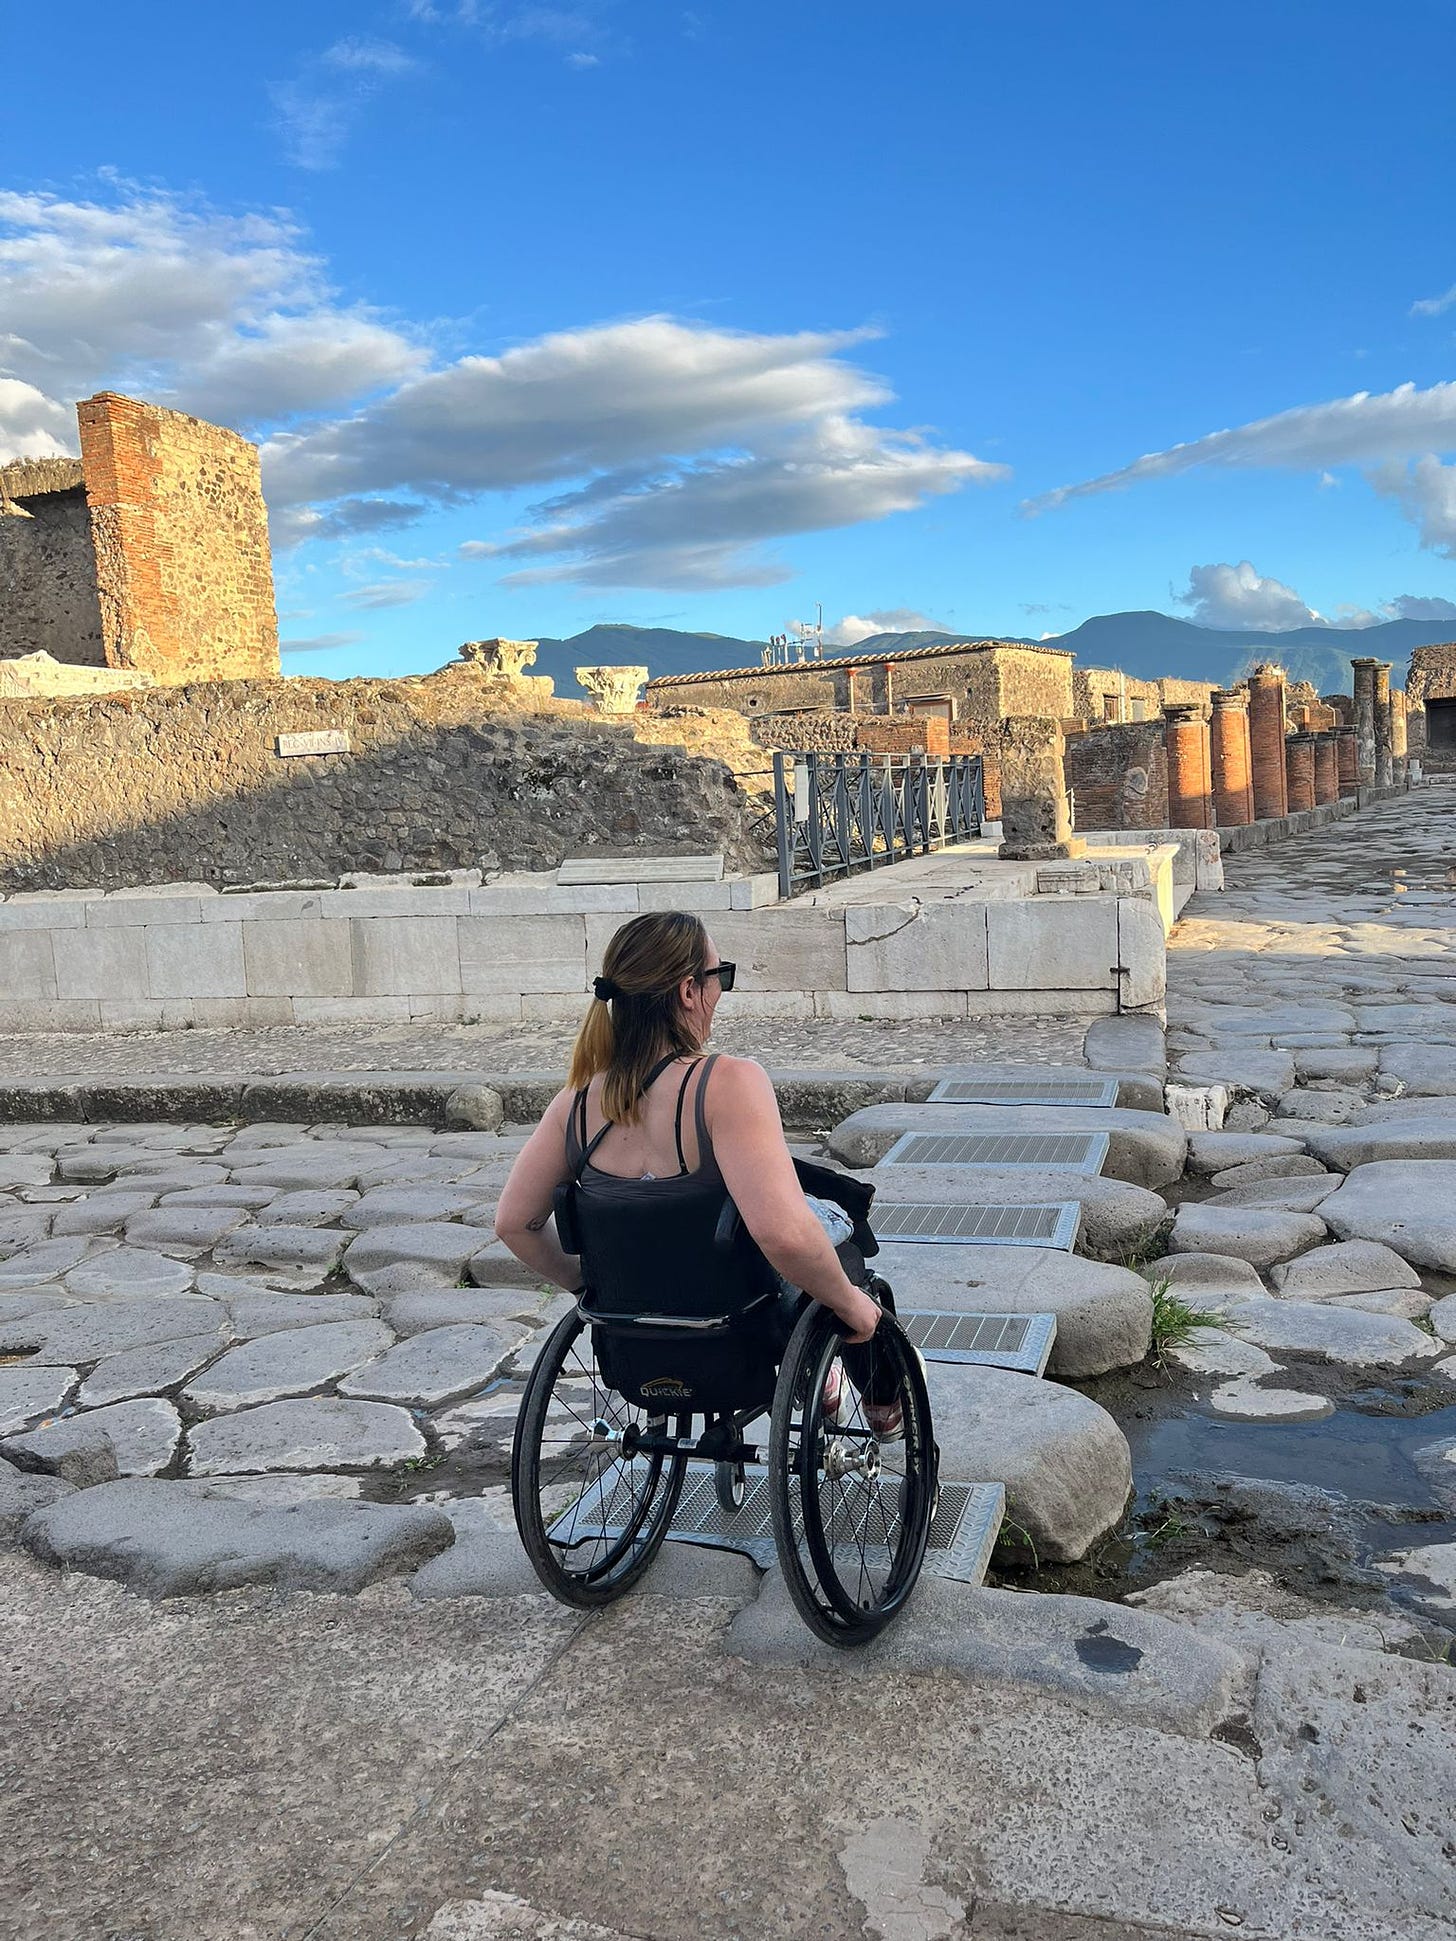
{"left": 494, "top": 909, "right": 937, "bottom": 1644}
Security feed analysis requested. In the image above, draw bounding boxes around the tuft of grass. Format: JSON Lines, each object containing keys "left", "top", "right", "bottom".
{"left": 1147, "top": 1275, "right": 1226, "bottom": 1368}
{"left": 1120, "top": 1223, "right": 1172, "bottom": 1272}
{"left": 994, "top": 1512, "right": 1040, "bottom": 1573}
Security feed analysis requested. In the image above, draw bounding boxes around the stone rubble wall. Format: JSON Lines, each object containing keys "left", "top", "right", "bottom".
{"left": 0, "top": 477, "right": 108, "bottom": 666}
{"left": 0, "top": 667, "right": 767, "bottom": 894}
{"left": 1064, "top": 721, "right": 1171, "bottom": 830}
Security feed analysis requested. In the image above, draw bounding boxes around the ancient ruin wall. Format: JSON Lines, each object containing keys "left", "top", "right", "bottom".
{"left": 0, "top": 467, "right": 107, "bottom": 666}
{"left": 1406, "top": 643, "right": 1456, "bottom": 753}
{"left": 1064, "top": 722, "right": 1170, "bottom": 830}
{"left": 77, "top": 393, "right": 280, "bottom": 683}
{"left": 0, "top": 668, "right": 763, "bottom": 893}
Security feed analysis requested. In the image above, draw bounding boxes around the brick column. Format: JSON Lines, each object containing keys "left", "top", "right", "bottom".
{"left": 1351, "top": 657, "right": 1378, "bottom": 785}
{"left": 1373, "top": 661, "right": 1394, "bottom": 785}
{"left": 1209, "top": 688, "right": 1254, "bottom": 826}
{"left": 1391, "top": 688, "right": 1408, "bottom": 778}
{"left": 997, "top": 717, "right": 1083, "bottom": 859}
{"left": 1336, "top": 725, "right": 1359, "bottom": 794}
{"left": 1313, "top": 731, "right": 1340, "bottom": 805}
{"left": 1246, "top": 666, "right": 1289, "bottom": 819}
{"left": 1162, "top": 703, "right": 1213, "bottom": 828}
{"left": 1285, "top": 731, "right": 1317, "bottom": 813}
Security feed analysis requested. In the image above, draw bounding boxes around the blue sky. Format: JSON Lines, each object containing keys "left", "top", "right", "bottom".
{"left": 4, "top": 0, "right": 1456, "bottom": 677}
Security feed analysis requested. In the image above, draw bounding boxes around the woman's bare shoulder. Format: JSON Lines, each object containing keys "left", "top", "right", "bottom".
{"left": 703, "top": 1053, "right": 775, "bottom": 1103}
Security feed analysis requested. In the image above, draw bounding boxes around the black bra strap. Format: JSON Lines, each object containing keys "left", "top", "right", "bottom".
{"left": 570, "top": 1052, "right": 688, "bottom": 1181}
{"left": 672, "top": 1059, "right": 701, "bottom": 1174}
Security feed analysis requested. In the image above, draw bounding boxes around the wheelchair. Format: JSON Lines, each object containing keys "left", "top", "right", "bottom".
{"left": 510, "top": 1169, "right": 937, "bottom": 1647}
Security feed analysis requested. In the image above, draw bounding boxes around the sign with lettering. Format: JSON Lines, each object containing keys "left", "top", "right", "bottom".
{"left": 276, "top": 730, "right": 351, "bottom": 758}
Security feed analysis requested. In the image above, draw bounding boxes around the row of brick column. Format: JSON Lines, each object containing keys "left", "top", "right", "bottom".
{"left": 1162, "top": 671, "right": 1360, "bottom": 828}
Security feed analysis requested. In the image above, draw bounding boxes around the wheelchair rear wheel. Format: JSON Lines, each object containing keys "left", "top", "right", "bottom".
{"left": 768, "top": 1302, "right": 936, "bottom": 1646}
{"left": 512, "top": 1308, "right": 689, "bottom": 1607}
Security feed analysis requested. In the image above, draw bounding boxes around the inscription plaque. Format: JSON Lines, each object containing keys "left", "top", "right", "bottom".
{"left": 276, "top": 730, "right": 351, "bottom": 758}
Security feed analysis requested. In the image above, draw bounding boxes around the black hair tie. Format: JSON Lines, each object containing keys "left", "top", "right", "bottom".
{"left": 593, "top": 975, "right": 623, "bottom": 1002}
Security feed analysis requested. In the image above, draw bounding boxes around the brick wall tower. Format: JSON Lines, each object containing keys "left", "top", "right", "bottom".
{"left": 1285, "top": 732, "right": 1317, "bottom": 813}
{"left": 1246, "top": 666, "right": 1289, "bottom": 819}
{"left": 1336, "top": 725, "right": 1359, "bottom": 794}
{"left": 1209, "top": 689, "right": 1255, "bottom": 826}
{"left": 1163, "top": 703, "right": 1214, "bottom": 828}
{"left": 1313, "top": 731, "right": 1340, "bottom": 805}
{"left": 1372, "top": 661, "right": 1394, "bottom": 785}
{"left": 75, "top": 392, "right": 279, "bottom": 683}
{"left": 1391, "top": 689, "right": 1408, "bottom": 777}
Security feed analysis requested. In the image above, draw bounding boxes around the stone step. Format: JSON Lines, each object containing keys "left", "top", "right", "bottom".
{"left": 830, "top": 1101, "right": 1186, "bottom": 1188}
{"left": 920, "top": 1062, "right": 1163, "bottom": 1113}
{"left": 556, "top": 853, "right": 724, "bottom": 885}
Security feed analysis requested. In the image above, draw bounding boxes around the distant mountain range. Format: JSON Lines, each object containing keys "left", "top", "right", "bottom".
{"left": 532, "top": 612, "right": 1456, "bottom": 701}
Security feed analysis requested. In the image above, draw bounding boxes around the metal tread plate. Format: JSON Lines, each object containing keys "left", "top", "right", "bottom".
{"left": 927, "top": 1077, "right": 1119, "bottom": 1107}
{"left": 881, "top": 1129, "right": 1110, "bottom": 1175}
{"left": 872, "top": 1200, "right": 1082, "bottom": 1250}
{"left": 900, "top": 1309, "right": 1057, "bottom": 1376}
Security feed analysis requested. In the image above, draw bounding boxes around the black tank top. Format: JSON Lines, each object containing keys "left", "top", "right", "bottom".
{"left": 560, "top": 1054, "right": 774, "bottom": 1320}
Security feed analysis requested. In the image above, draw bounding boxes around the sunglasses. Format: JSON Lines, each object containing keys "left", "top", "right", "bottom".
{"left": 699, "top": 960, "right": 737, "bottom": 992}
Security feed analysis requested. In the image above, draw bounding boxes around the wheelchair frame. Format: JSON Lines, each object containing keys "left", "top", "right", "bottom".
{"left": 510, "top": 1283, "right": 938, "bottom": 1646}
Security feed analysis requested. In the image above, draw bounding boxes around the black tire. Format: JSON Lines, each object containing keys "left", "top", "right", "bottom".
{"left": 768, "top": 1303, "right": 935, "bottom": 1646}
{"left": 511, "top": 1308, "right": 689, "bottom": 1608}
{"left": 714, "top": 1459, "right": 747, "bottom": 1514}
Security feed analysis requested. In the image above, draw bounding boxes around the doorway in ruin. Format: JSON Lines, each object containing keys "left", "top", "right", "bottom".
{"left": 1426, "top": 697, "right": 1456, "bottom": 751}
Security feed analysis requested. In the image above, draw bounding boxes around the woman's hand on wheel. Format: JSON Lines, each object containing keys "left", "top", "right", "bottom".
{"left": 839, "top": 1287, "right": 882, "bottom": 1344}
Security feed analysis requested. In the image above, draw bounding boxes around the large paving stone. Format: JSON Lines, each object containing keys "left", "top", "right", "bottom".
{"left": 1273, "top": 1088, "right": 1366, "bottom": 1126}
{"left": 112, "top": 1161, "right": 232, "bottom": 1191}
{"left": 54, "top": 1148, "right": 120, "bottom": 1185}
{"left": 339, "top": 1322, "right": 530, "bottom": 1407}
{"left": 0, "top": 1236, "right": 107, "bottom": 1288}
{"left": 3, "top": 1396, "right": 182, "bottom": 1476}
{"left": 1202, "top": 1174, "right": 1342, "bottom": 1213}
{"left": 1167, "top": 1205, "right": 1326, "bottom": 1270}
{"left": 925, "top": 1362, "right": 1132, "bottom": 1563}
{"left": 872, "top": 1241, "right": 1151, "bottom": 1377}
{"left": 342, "top": 1187, "right": 488, "bottom": 1229}
{"left": 1294, "top": 1047, "right": 1378, "bottom": 1082}
{"left": 79, "top": 1334, "right": 224, "bottom": 1407}
{"left": 21, "top": 1478, "right": 453, "bottom": 1595}
{"left": 1376, "top": 1044, "right": 1456, "bottom": 1095}
{"left": 1175, "top": 1050, "right": 1295, "bottom": 1099}
{"left": 827, "top": 1103, "right": 1186, "bottom": 1189}
{"left": 51, "top": 1190, "right": 162, "bottom": 1236}
{"left": 1083, "top": 1013, "right": 1167, "bottom": 1076}
{"left": 1430, "top": 1295, "right": 1456, "bottom": 1345}
{"left": 159, "top": 1184, "right": 281, "bottom": 1209}
{"left": 0, "top": 1365, "right": 76, "bottom": 1434}
{"left": 0, "top": 1210, "right": 55, "bottom": 1256}
{"left": 0, "top": 1463, "right": 73, "bottom": 1539}
{"left": 858, "top": 1166, "right": 1169, "bottom": 1263}
{"left": 344, "top": 1222, "right": 484, "bottom": 1294}
{"left": 183, "top": 1319, "right": 396, "bottom": 1414}
{"left": 1207, "top": 1155, "right": 1328, "bottom": 1189}
{"left": 222, "top": 1291, "right": 382, "bottom": 1339}
{"left": 383, "top": 1287, "right": 544, "bottom": 1337}
{"left": 212, "top": 1223, "right": 348, "bottom": 1283}
{"left": 186, "top": 1396, "right": 426, "bottom": 1474}
{"left": 252, "top": 1190, "right": 360, "bottom": 1228}
{"left": 122, "top": 1206, "right": 249, "bottom": 1258}
{"left": 1221, "top": 1296, "right": 1444, "bottom": 1367}
{"left": 1166, "top": 1331, "right": 1278, "bottom": 1379}
{"left": 0, "top": 1296, "right": 226, "bottom": 1365}
{"left": 1350, "top": 1094, "right": 1456, "bottom": 1124}
{"left": 1300, "top": 1116, "right": 1456, "bottom": 1171}
{"left": 0, "top": 1156, "right": 56, "bottom": 1189}
{"left": 1188, "top": 1133, "right": 1320, "bottom": 1172}
{"left": 228, "top": 1151, "right": 372, "bottom": 1193}
{"left": 65, "top": 1246, "right": 196, "bottom": 1300}
{"left": 1319, "top": 1160, "right": 1456, "bottom": 1271}
{"left": 1270, "top": 1238, "right": 1422, "bottom": 1297}
{"left": 1207, "top": 1382, "right": 1335, "bottom": 1423}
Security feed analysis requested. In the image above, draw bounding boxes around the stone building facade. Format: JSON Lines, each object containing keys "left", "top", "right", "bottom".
{"left": 1072, "top": 668, "right": 1219, "bottom": 723}
{"left": 1407, "top": 644, "right": 1456, "bottom": 763}
{"left": 646, "top": 639, "right": 1074, "bottom": 736}
{"left": 0, "top": 392, "right": 279, "bottom": 687}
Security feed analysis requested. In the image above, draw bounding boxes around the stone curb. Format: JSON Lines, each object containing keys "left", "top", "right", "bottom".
{"left": 0, "top": 1067, "right": 928, "bottom": 1130}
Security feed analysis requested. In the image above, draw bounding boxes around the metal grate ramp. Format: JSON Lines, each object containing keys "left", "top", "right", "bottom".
{"left": 881, "top": 1129, "right": 1109, "bottom": 1175}
{"left": 873, "top": 1200, "right": 1081, "bottom": 1249}
{"left": 927, "top": 1076, "right": 1119, "bottom": 1107}
{"left": 650, "top": 1463, "right": 1004, "bottom": 1587}
{"left": 901, "top": 1310, "right": 1057, "bottom": 1375}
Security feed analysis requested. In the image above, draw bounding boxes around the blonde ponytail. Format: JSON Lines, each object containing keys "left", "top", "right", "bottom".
{"left": 567, "top": 911, "right": 710, "bottom": 1124}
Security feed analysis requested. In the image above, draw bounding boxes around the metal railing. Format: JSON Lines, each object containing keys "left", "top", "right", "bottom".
{"left": 772, "top": 751, "right": 985, "bottom": 898}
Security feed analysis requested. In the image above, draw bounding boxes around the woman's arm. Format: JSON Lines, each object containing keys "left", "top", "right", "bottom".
{"left": 706, "top": 1058, "right": 881, "bottom": 1342}
{"left": 493, "top": 1089, "right": 583, "bottom": 1291}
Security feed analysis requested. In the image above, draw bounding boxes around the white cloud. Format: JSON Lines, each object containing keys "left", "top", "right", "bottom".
{"left": 822, "top": 609, "right": 951, "bottom": 647}
{"left": 273, "top": 38, "right": 418, "bottom": 169}
{"left": 1411, "top": 285, "right": 1456, "bottom": 318}
{"left": 274, "top": 317, "right": 1004, "bottom": 587}
{"left": 280, "top": 631, "right": 365, "bottom": 653}
{"left": 0, "top": 185, "right": 1003, "bottom": 590}
{"left": 1370, "top": 456, "right": 1456, "bottom": 556}
{"left": 340, "top": 578, "right": 433, "bottom": 608}
{"left": 0, "top": 189, "right": 424, "bottom": 460}
{"left": 1386, "top": 592, "right": 1456, "bottom": 623}
{"left": 1024, "top": 380, "right": 1456, "bottom": 514}
{"left": 1178, "top": 561, "right": 1324, "bottom": 632}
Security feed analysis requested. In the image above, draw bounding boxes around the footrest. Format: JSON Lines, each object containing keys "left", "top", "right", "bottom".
{"left": 900, "top": 1310, "right": 1057, "bottom": 1376}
